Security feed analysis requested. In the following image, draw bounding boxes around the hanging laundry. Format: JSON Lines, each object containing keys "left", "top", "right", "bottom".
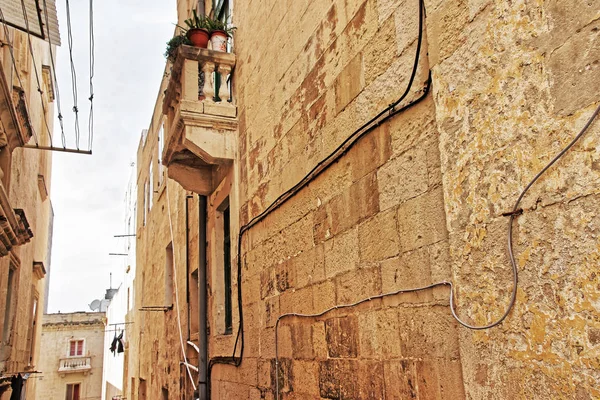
{"left": 110, "top": 332, "right": 118, "bottom": 355}
{"left": 117, "top": 331, "right": 124, "bottom": 353}
{"left": 9, "top": 374, "right": 22, "bottom": 400}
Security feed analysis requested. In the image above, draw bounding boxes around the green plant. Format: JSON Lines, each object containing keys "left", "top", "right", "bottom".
{"left": 205, "top": 16, "right": 236, "bottom": 37}
{"left": 182, "top": 9, "right": 209, "bottom": 31}
{"left": 165, "top": 34, "right": 192, "bottom": 63}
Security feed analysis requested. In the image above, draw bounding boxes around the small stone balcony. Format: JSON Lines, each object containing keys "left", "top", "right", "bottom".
{"left": 162, "top": 45, "right": 237, "bottom": 195}
{"left": 58, "top": 357, "right": 92, "bottom": 375}
{"left": 0, "top": 59, "right": 34, "bottom": 151}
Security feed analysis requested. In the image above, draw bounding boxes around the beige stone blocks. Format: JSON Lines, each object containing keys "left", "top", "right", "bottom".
{"left": 347, "top": 123, "right": 392, "bottom": 181}
{"left": 364, "top": 14, "right": 398, "bottom": 86}
{"left": 380, "top": 249, "right": 433, "bottom": 299}
{"left": 398, "top": 305, "right": 461, "bottom": 360}
{"left": 325, "top": 315, "right": 360, "bottom": 358}
{"left": 358, "top": 208, "right": 401, "bottom": 262}
{"left": 334, "top": 52, "right": 365, "bottom": 115}
{"left": 383, "top": 360, "right": 418, "bottom": 399}
{"left": 377, "top": 147, "right": 429, "bottom": 211}
{"left": 547, "top": 21, "right": 600, "bottom": 115}
{"left": 292, "top": 360, "right": 320, "bottom": 397}
{"left": 335, "top": 264, "right": 382, "bottom": 304}
{"left": 397, "top": 186, "right": 449, "bottom": 251}
{"left": 314, "top": 171, "right": 380, "bottom": 241}
{"left": 324, "top": 227, "right": 360, "bottom": 278}
{"left": 358, "top": 308, "right": 402, "bottom": 358}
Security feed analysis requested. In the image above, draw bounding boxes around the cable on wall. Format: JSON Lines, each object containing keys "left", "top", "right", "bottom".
{"left": 274, "top": 100, "right": 600, "bottom": 397}
{"left": 41, "top": 0, "right": 66, "bottom": 148}
{"left": 65, "top": 0, "right": 81, "bottom": 149}
{"left": 207, "top": 0, "right": 430, "bottom": 389}
{"left": 0, "top": 6, "right": 40, "bottom": 146}
{"left": 87, "top": 0, "right": 94, "bottom": 150}
{"left": 165, "top": 182, "right": 197, "bottom": 392}
{"left": 19, "top": 0, "right": 54, "bottom": 146}
{"left": 209, "top": 0, "right": 600, "bottom": 393}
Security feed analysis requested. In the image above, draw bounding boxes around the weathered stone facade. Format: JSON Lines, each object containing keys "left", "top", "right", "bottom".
{"left": 130, "top": 0, "right": 600, "bottom": 398}
{"left": 0, "top": 22, "right": 57, "bottom": 399}
{"left": 35, "top": 312, "right": 105, "bottom": 400}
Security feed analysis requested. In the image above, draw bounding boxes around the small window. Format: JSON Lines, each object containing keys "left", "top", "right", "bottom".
{"left": 157, "top": 123, "right": 165, "bottom": 186}
{"left": 143, "top": 180, "right": 148, "bottom": 226}
{"left": 27, "top": 294, "right": 39, "bottom": 365}
{"left": 65, "top": 383, "right": 80, "bottom": 400}
{"left": 2, "top": 263, "right": 18, "bottom": 345}
{"left": 165, "top": 243, "right": 174, "bottom": 306}
{"left": 148, "top": 159, "right": 154, "bottom": 210}
{"left": 139, "top": 378, "right": 147, "bottom": 400}
{"left": 222, "top": 204, "right": 232, "bottom": 334}
{"left": 69, "top": 340, "right": 84, "bottom": 357}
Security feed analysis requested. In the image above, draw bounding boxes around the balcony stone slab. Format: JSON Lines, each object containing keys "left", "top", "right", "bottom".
{"left": 162, "top": 45, "right": 237, "bottom": 195}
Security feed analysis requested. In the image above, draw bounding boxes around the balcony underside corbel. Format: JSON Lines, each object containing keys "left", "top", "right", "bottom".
{"left": 161, "top": 45, "right": 238, "bottom": 196}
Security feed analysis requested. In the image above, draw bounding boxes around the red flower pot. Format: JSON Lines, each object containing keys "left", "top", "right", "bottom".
{"left": 187, "top": 29, "right": 209, "bottom": 48}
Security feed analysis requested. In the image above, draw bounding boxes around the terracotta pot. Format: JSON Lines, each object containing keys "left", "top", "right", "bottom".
{"left": 187, "top": 29, "right": 209, "bottom": 48}
{"left": 210, "top": 30, "right": 228, "bottom": 52}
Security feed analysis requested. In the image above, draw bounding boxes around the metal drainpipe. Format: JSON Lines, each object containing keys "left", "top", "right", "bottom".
{"left": 198, "top": 195, "right": 208, "bottom": 400}
{"left": 186, "top": 195, "right": 191, "bottom": 340}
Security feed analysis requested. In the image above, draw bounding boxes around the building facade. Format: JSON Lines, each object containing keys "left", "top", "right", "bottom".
{"left": 0, "top": 1, "right": 61, "bottom": 398}
{"left": 35, "top": 312, "right": 105, "bottom": 400}
{"left": 102, "top": 169, "right": 137, "bottom": 400}
{"left": 131, "top": 0, "right": 600, "bottom": 399}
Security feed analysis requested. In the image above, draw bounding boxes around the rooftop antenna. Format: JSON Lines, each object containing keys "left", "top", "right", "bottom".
{"left": 110, "top": 272, "right": 112, "bottom": 289}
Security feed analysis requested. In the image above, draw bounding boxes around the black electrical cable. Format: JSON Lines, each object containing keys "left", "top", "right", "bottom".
{"left": 273, "top": 102, "right": 600, "bottom": 397}
{"left": 87, "top": 0, "right": 95, "bottom": 151}
{"left": 65, "top": 0, "right": 81, "bottom": 149}
{"left": 207, "top": 0, "right": 429, "bottom": 393}
{"left": 41, "top": 0, "right": 67, "bottom": 148}
{"left": 19, "top": 0, "right": 54, "bottom": 146}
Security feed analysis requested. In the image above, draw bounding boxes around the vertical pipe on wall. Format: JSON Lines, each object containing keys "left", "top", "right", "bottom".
{"left": 197, "top": 195, "right": 208, "bottom": 400}
{"left": 185, "top": 195, "right": 192, "bottom": 341}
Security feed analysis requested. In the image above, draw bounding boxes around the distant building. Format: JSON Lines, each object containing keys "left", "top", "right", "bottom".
{"left": 35, "top": 312, "right": 105, "bottom": 400}
{"left": 101, "top": 162, "right": 137, "bottom": 400}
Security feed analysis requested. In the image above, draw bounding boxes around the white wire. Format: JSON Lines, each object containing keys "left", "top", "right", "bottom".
{"left": 165, "top": 181, "right": 197, "bottom": 392}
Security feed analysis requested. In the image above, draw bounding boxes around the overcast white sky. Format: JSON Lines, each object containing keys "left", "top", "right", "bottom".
{"left": 47, "top": 1, "right": 177, "bottom": 313}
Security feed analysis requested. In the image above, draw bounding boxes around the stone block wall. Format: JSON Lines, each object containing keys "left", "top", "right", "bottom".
{"left": 209, "top": 0, "right": 467, "bottom": 398}
{"left": 0, "top": 27, "right": 55, "bottom": 399}
{"left": 132, "top": 0, "right": 600, "bottom": 398}
{"left": 211, "top": 0, "right": 600, "bottom": 398}
{"left": 426, "top": 0, "right": 600, "bottom": 398}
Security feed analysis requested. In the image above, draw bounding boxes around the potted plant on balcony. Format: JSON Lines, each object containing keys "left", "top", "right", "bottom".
{"left": 183, "top": 10, "right": 210, "bottom": 48}
{"left": 165, "top": 33, "right": 192, "bottom": 63}
{"left": 206, "top": 17, "right": 236, "bottom": 52}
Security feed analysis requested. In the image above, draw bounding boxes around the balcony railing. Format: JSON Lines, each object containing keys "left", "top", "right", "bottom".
{"left": 161, "top": 45, "right": 237, "bottom": 195}
{"left": 58, "top": 357, "right": 91, "bottom": 374}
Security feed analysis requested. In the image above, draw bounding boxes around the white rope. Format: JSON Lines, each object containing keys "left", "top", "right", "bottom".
{"left": 166, "top": 181, "right": 197, "bottom": 391}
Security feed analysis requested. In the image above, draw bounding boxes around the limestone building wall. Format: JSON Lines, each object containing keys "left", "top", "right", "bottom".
{"left": 131, "top": 0, "right": 600, "bottom": 398}
{"left": 34, "top": 312, "right": 105, "bottom": 400}
{"left": 0, "top": 26, "right": 56, "bottom": 399}
{"left": 427, "top": 0, "right": 600, "bottom": 397}
{"left": 131, "top": 71, "right": 200, "bottom": 400}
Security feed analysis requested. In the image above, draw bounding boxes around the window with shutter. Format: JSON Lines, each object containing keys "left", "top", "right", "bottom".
{"left": 66, "top": 383, "right": 80, "bottom": 400}
{"left": 69, "top": 339, "right": 84, "bottom": 356}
